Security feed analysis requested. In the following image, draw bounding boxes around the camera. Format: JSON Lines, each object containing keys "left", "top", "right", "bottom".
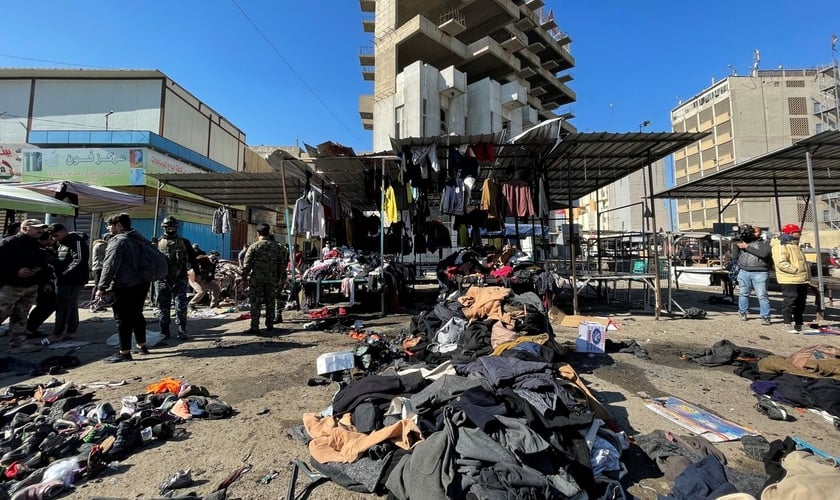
{"left": 731, "top": 224, "right": 756, "bottom": 243}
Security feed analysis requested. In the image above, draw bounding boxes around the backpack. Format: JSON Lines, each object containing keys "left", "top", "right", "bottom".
{"left": 204, "top": 398, "right": 233, "bottom": 420}
{"left": 136, "top": 240, "right": 169, "bottom": 282}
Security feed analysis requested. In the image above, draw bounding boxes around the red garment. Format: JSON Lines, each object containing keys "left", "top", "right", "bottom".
{"left": 490, "top": 265, "right": 513, "bottom": 278}
{"left": 502, "top": 180, "right": 535, "bottom": 217}
{"left": 472, "top": 143, "right": 496, "bottom": 162}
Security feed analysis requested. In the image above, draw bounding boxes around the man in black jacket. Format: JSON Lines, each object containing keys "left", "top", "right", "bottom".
{"left": 48, "top": 223, "right": 90, "bottom": 341}
{"left": 0, "top": 219, "right": 50, "bottom": 349}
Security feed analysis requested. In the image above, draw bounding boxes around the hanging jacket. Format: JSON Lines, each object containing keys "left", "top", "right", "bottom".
{"left": 290, "top": 190, "right": 326, "bottom": 237}
{"left": 384, "top": 185, "right": 398, "bottom": 225}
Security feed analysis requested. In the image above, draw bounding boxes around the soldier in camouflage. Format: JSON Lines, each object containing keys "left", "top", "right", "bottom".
{"left": 155, "top": 216, "right": 198, "bottom": 340}
{"left": 242, "top": 224, "right": 282, "bottom": 334}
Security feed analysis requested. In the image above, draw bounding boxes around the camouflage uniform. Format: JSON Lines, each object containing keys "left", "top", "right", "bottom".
{"left": 155, "top": 235, "right": 196, "bottom": 338}
{"left": 243, "top": 238, "right": 281, "bottom": 330}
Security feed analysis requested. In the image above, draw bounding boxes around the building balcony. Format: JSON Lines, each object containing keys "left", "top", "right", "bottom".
{"left": 439, "top": 8, "right": 466, "bottom": 37}
{"left": 524, "top": 0, "right": 544, "bottom": 10}
{"left": 362, "top": 65, "right": 375, "bottom": 81}
{"left": 362, "top": 13, "right": 375, "bottom": 33}
{"left": 359, "top": 46, "right": 375, "bottom": 66}
{"left": 359, "top": 0, "right": 375, "bottom": 13}
{"left": 440, "top": 66, "right": 466, "bottom": 98}
{"left": 501, "top": 81, "right": 527, "bottom": 109}
{"left": 358, "top": 94, "right": 373, "bottom": 120}
{"left": 394, "top": 0, "right": 518, "bottom": 44}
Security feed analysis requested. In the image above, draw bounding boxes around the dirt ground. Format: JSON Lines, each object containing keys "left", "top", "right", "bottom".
{"left": 2, "top": 282, "right": 839, "bottom": 499}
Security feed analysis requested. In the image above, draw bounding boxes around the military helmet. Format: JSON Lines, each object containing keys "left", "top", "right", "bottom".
{"left": 162, "top": 216, "right": 179, "bottom": 227}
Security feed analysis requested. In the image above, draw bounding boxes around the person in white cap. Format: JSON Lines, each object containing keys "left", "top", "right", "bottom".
{"left": 0, "top": 219, "right": 51, "bottom": 350}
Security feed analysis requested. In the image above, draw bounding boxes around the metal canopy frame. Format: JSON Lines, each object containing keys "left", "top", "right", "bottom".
{"left": 653, "top": 130, "right": 840, "bottom": 316}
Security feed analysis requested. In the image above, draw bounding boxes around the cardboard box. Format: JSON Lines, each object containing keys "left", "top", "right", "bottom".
{"left": 576, "top": 321, "right": 606, "bottom": 354}
{"left": 316, "top": 350, "right": 355, "bottom": 375}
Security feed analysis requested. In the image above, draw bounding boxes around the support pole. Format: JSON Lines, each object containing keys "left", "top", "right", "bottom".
{"left": 806, "top": 151, "right": 825, "bottom": 316}
{"left": 646, "top": 150, "right": 661, "bottom": 320}
{"left": 380, "top": 157, "right": 386, "bottom": 316}
{"left": 772, "top": 176, "right": 782, "bottom": 231}
{"left": 153, "top": 180, "right": 165, "bottom": 239}
{"left": 280, "top": 160, "right": 295, "bottom": 289}
{"left": 568, "top": 157, "right": 578, "bottom": 315}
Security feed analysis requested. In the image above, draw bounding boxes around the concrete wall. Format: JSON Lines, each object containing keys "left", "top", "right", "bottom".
{"left": 31, "top": 80, "right": 162, "bottom": 134}
{"left": 0, "top": 80, "right": 34, "bottom": 142}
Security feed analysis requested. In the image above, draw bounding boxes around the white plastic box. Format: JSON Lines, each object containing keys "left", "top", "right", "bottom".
{"left": 576, "top": 321, "right": 606, "bottom": 354}
{"left": 316, "top": 350, "right": 356, "bottom": 375}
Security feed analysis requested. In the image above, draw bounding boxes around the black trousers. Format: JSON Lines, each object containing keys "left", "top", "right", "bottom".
{"left": 780, "top": 283, "right": 809, "bottom": 326}
{"left": 112, "top": 283, "right": 150, "bottom": 351}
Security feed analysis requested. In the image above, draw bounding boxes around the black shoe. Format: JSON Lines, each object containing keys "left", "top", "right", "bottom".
{"left": 177, "top": 328, "right": 189, "bottom": 340}
{"left": 131, "top": 345, "right": 150, "bottom": 355}
{"left": 265, "top": 324, "right": 275, "bottom": 332}
{"left": 160, "top": 325, "right": 171, "bottom": 339}
{"left": 106, "top": 353, "right": 133, "bottom": 363}
{"left": 244, "top": 327, "right": 260, "bottom": 335}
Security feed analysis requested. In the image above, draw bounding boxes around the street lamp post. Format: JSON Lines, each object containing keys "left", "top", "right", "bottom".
{"left": 104, "top": 110, "right": 114, "bottom": 130}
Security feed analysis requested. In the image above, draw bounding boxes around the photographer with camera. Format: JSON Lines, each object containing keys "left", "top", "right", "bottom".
{"left": 732, "top": 224, "right": 772, "bottom": 325}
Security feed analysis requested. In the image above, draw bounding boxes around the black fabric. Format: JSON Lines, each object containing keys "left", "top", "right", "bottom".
{"left": 605, "top": 339, "right": 651, "bottom": 360}
{"left": 332, "top": 372, "right": 427, "bottom": 415}
{"left": 353, "top": 402, "right": 381, "bottom": 434}
{"left": 774, "top": 373, "right": 840, "bottom": 417}
{"left": 761, "top": 436, "right": 798, "bottom": 490}
{"left": 686, "top": 340, "right": 773, "bottom": 367}
{"left": 449, "top": 386, "right": 506, "bottom": 431}
{"left": 311, "top": 452, "right": 403, "bottom": 494}
{"left": 459, "top": 319, "right": 493, "bottom": 352}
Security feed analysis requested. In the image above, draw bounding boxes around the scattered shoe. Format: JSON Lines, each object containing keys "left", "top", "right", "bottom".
{"left": 739, "top": 312, "right": 748, "bottom": 321}
{"left": 105, "top": 352, "right": 133, "bottom": 364}
{"left": 741, "top": 434, "right": 771, "bottom": 461}
{"left": 754, "top": 395, "right": 788, "bottom": 421}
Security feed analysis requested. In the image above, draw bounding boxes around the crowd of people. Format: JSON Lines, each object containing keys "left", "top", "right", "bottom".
{"left": 0, "top": 213, "right": 291, "bottom": 363}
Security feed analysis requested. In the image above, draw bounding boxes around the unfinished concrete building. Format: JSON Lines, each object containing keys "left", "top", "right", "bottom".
{"left": 358, "top": 0, "right": 576, "bottom": 152}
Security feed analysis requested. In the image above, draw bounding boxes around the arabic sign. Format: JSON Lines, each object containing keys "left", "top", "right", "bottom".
{"left": 0, "top": 144, "right": 29, "bottom": 183}
{"left": 21, "top": 147, "right": 204, "bottom": 186}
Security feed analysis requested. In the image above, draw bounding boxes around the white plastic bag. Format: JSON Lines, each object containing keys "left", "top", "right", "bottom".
{"left": 106, "top": 330, "right": 165, "bottom": 348}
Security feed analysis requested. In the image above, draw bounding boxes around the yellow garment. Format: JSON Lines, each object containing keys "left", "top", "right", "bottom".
{"left": 491, "top": 334, "right": 550, "bottom": 355}
{"left": 384, "top": 186, "right": 398, "bottom": 225}
{"left": 303, "top": 413, "right": 423, "bottom": 463}
{"left": 557, "top": 364, "right": 612, "bottom": 421}
{"left": 771, "top": 237, "right": 811, "bottom": 284}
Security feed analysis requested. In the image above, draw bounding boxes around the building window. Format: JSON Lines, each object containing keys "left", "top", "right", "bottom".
{"left": 814, "top": 102, "right": 823, "bottom": 114}
{"left": 502, "top": 118, "right": 510, "bottom": 133}
{"left": 440, "top": 108, "right": 447, "bottom": 134}
{"left": 789, "top": 117, "right": 809, "bottom": 136}
{"left": 817, "top": 123, "right": 823, "bottom": 133}
{"left": 786, "top": 80, "right": 806, "bottom": 88}
{"left": 395, "top": 106, "right": 404, "bottom": 139}
{"left": 788, "top": 97, "right": 807, "bottom": 116}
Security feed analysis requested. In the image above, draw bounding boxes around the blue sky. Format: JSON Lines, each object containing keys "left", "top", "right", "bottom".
{"left": 1, "top": 1, "right": 837, "bottom": 154}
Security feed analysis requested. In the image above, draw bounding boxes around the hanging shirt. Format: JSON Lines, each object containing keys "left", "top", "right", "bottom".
{"left": 481, "top": 177, "right": 503, "bottom": 220}
{"left": 538, "top": 177, "right": 549, "bottom": 218}
{"left": 502, "top": 180, "right": 535, "bottom": 217}
{"left": 441, "top": 178, "right": 466, "bottom": 216}
{"left": 384, "top": 185, "right": 399, "bottom": 225}
{"left": 212, "top": 207, "right": 231, "bottom": 234}
{"left": 290, "top": 191, "right": 326, "bottom": 237}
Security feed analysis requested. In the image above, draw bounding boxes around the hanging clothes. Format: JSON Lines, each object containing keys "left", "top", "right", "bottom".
{"left": 538, "top": 177, "right": 549, "bottom": 218}
{"left": 212, "top": 206, "right": 230, "bottom": 234}
{"left": 472, "top": 142, "right": 496, "bottom": 163}
{"left": 481, "top": 177, "right": 504, "bottom": 220}
{"left": 502, "top": 180, "right": 535, "bottom": 217}
{"left": 440, "top": 178, "right": 466, "bottom": 216}
{"left": 290, "top": 190, "right": 326, "bottom": 237}
{"left": 411, "top": 145, "right": 439, "bottom": 173}
{"left": 384, "top": 185, "right": 398, "bottom": 225}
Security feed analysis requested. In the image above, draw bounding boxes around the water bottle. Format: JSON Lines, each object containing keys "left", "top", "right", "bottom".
{"left": 140, "top": 426, "right": 154, "bottom": 442}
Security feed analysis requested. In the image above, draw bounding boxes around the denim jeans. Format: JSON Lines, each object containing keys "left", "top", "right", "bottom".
{"left": 737, "top": 270, "right": 770, "bottom": 318}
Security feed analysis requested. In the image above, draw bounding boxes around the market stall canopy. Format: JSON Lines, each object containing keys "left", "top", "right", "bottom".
{"left": 149, "top": 149, "right": 312, "bottom": 208}
{"left": 653, "top": 130, "right": 840, "bottom": 199}
{"left": 0, "top": 185, "right": 76, "bottom": 215}
{"left": 390, "top": 119, "right": 708, "bottom": 209}
{"left": 16, "top": 180, "right": 145, "bottom": 213}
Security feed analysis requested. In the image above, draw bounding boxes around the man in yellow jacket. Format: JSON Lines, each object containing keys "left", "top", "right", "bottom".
{"left": 771, "top": 224, "right": 811, "bottom": 333}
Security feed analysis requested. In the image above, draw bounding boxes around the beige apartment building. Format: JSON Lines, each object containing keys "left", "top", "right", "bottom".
{"left": 670, "top": 65, "right": 839, "bottom": 233}
{"left": 358, "top": 0, "right": 576, "bottom": 152}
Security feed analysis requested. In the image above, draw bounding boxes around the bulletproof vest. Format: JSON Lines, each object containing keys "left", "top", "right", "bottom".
{"left": 157, "top": 236, "right": 188, "bottom": 279}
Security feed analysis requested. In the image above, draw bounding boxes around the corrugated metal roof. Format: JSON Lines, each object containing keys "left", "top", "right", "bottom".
{"left": 654, "top": 130, "right": 840, "bottom": 199}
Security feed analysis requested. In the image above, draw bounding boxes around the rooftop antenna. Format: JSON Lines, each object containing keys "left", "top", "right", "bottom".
{"left": 751, "top": 49, "right": 760, "bottom": 77}
{"left": 727, "top": 64, "right": 737, "bottom": 76}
